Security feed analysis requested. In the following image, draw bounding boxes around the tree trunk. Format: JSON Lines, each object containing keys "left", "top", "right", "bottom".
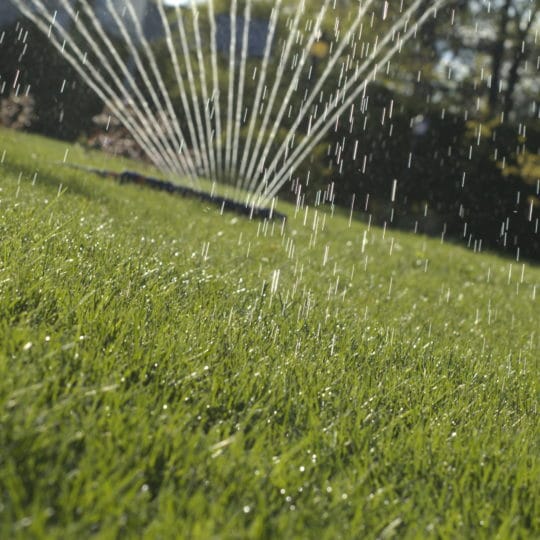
{"left": 503, "top": 8, "right": 537, "bottom": 117}
{"left": 489, "top": 0, "right": 512, "bottom": 114}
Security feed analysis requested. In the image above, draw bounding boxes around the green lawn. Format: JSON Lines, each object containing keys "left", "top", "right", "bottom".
{"left": 1, "top": 127, "right": 538, "bottom": 538}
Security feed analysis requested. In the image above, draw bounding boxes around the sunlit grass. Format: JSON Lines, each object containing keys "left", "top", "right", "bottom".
{"left": 0, "top": 127, "right": 538, "bottom": 538}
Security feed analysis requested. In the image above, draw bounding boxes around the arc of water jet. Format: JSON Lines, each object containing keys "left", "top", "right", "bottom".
{"left": 206, "top": 0, "right": 223, "bottom": 177}
{"left": 243, "top": 0, "right": 332, "bottom": 194}
{"left": 105, "top": 0, "right": 195, "bottom": 180}
{"left": 189, "top": 0, "right": 218, "bottom": 182}
{"left": 174, "top": 5, "right": 211, "bottom": 179}
{"left": 70, "top": 0, "right": 183, "bottom": 174}
{"left": 251, "top": 0, "right": 376, "bottom": 195}
{"left": 224, "top": 0, "right": 237, "bottom": 181}
{"left": 18, "top": 0, "right": 179, "bottom": 176}
{"left": 122, "top": 0, "right": 199, "bottom": 182}
{"left": 237, "top": 0, "right": 283, "bottom": 181}
{"left": 11, "top": 0, "right": 175, "bottom": 176}
{"left": 156, "top": 0, "right": 204, "bottom": 175}
{"left": 56, "top": 0, "right": 188, "bottom": 180}
{"left": 232, "top": 0, "right": 252, "bottom": 196}
{"left": 103, "top": 0, "right": 188, "bottom": 177}
{"left": 257, "top": 0, "right": 410, "bottom": 193}
{"left": 260, "top": 0, "right": 434, "bottom": 200}
{"left": 240, "top": 0, "right": 306, "bottom": 192}
{"left": 259, "top": 0, "right": 448, "bottom": 203}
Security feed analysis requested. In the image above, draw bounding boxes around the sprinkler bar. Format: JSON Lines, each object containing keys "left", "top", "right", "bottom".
{"left": 59, "top": 163, "right": 286, "bottom": 222}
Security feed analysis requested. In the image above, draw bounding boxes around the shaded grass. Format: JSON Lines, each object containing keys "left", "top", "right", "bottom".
{"left": 0, "top": 127, "right": 539, "bottom": 538}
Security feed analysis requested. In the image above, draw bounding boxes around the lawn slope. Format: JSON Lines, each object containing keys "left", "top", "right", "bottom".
{"left": 1, "top": 127, "right": 539, "bottom": 539}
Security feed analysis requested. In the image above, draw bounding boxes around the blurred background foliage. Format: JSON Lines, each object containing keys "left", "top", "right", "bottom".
{"left": 0, "top": 0, "right": 538, "bottom": 258}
